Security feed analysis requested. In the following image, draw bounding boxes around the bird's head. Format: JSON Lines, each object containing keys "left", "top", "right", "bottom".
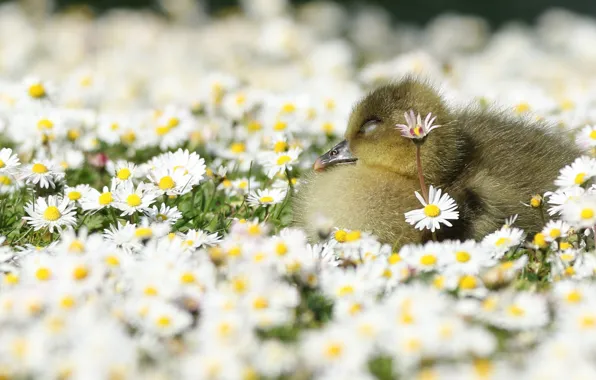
{"left": 314, "top": 79, "right": 453, "bottom": 178}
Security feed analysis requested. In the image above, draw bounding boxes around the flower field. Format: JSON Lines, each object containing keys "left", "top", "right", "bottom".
{"left": 3, "top": 2, "right": 596, "bottom": 379}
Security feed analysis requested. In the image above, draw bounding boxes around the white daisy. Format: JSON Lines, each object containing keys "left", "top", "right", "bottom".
{"left": 23, "top": 195, "right": 77, "bottom": 232}
{"left": 147, "top": 167, "right": 194, "bottom": 196}
{"left": 259, "top": 148, "right": 302, "bottom": 179}
{"left": 20, "top": 159, "right": 64, "bottom": 189}
{"left": 395, "top": 110, "right": 441, "bottom": 139}
{"left": 545, "top": 186, "right": 586, "bottom": 216}
{"left": 404, "top": 185, "right": 459, "bottom": 232}
{"left": 576, "top": 125, "right": 596, "bottom": 150}
{"left": 113, "top": 181, "right": 158, "bottom": 216}
{"left": 554, "top": 156, "right": 596, "bottom": 189}
{"left": 0, "top": 148, "right": 20, "bottom": 174}
{"left": 181, "top": 229, "right": 221, "bottom": 250}
{"left": 22, "top": 77, "right": 55, "bottom": 103}
{"left": 146, "top": 204, "right": 182, "bottom": 225}
{"left": 106, "top": 160, "right": 138, "bottom": 184}
{"left": 80, "top": 181, "right": 118, "bottom": 211}
{"left": 247, "top": 188, "right": 287, "bottom": 207}
{"left": 482, "top": 226, "right": 525, "bottom": 259}
{"left": 541, "top": 220, "right": 571, "bottom": 242}
{"left": 562, "top": 193, "right": 596, "bottom": 228}
{"left": 64, "top": 184, "right": 92, "bottom": 205}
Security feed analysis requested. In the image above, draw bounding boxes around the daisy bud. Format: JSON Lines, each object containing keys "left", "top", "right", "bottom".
{"left": 532, "top": 232, "right": 548, "bottom": 249}
{"left": 530, "top": 195, "right": 542, "bottom": 208}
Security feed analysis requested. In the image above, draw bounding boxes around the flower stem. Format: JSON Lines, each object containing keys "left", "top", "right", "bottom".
{"left": 416, "top": 144, "right": 429, "bottom": 203}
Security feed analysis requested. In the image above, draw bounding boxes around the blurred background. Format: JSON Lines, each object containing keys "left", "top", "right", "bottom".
{"left": 3, "top": 0, "right": 596, "bottom": 26}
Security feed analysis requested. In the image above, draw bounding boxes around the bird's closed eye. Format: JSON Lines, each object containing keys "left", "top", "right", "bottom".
{"left": 360, "top": 119, "right": 381, "bottom": 135}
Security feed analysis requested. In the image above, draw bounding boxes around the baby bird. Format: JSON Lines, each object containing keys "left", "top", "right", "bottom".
{"left": 293, "top": 79, "right": 582, "bottom": 245}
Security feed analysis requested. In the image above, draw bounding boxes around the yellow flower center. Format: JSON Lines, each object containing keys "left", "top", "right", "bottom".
{"left": 121, "top": 131, "right": 136, "bottom": 145}
{"left": 156, "top": 316, "right": 171, "bottom": 327}
{"left": 459, "top": 275, "right": 477, "bottom": 290}
{"left": 345, "top": 230, "right": 362, "bottom": 242}
{"left": 321, "top": 122, "right": 334, "bottom": 134}
{"left": 252, "top": 297, "right": 269, "bottom": 309}
{"left": 0, "top": 175, "right": 11, "bottom": 185}
{"left": 507, "top": 305, "right": 525, "bottom": 317}
{"left": 35, "top": 267, "right": 52, "bottom": 281}
{"left": 560, "top": 241, "right": 572, "bottom": 250}
{"left": 232, "top": 277, "right": 248, "bottom": 293}
{"left": 168, "top": 117, "right": 180, "bottom": 128}
{"left": 549, "top": 228, "right": 561, "bottom": 238}
{"left": 533, "top": 233, "right": 547, "bottom": 247}
{"left": 60, "top": 296, "right": 76, "bottom": 309}
{"left": 80, "top": 75, "right": 93, "bottom": 87}
{"left": 423, "top": 204, "right": 441, "bottom": 217}
{"left": 37, "top": 118, "right": 54, "bottom": 130}
{"left": 514, "top": 102, "right": 531, "bottom": 113}
{"left": 276, "top": 155, "right": 292, "bottom": 165}
{"left": 455, "top": 251, "right": 471, "bottom": 263}
{"left": 43, "top": 206, "right": 61, "bottom": 221}
{"left": 4, "top": 273, "right": 18, "bottom": 285}
{"left": 276, "top": 242, "right": 288, "bottom": 256}
{"left": 575, "top": 172, "right": 586, "bottom": 185}
{"left": 495, "top": 237, "right": 511, "bottom": 247}
{"left": 228, "top": 246, "right": 242, "bottom": 257}
{"left": 590, "top": 130, "right": 596, "bottom": 140}
{"left": 420, "top": 254, "right": 437, "bottom": 266}
{"left": 116, "top": 168, "right": 131, "bottom": 180}
{"left": 230, "top": 142, "right": 246, "bottom": 154}
{"left": 99, "top": 192, "right": 113, "bottom": 205}
{"left": 324, "top": 98, "right": 336, "bottom": 110}
{"left": 413, "top": 125, "right": 423, "bottom": 136}
{"left": 180, "top": 272, "right": 195, "bottom": 284}
{"left": 324, "top": 342, "right": 343, "bottom": 359}
{"left": 581, "top": 315, "right": 596, "bottom": 329}
{"left": 144, "top": 286, "right": 158, "bottom": 296}
{"left": 560, "top": 253, "right": 574, "bottom": 261}
{"left": 0, "top": 159, "right": 4, "bottom": 168}
{"left": 105, "top": 255, "right": 120, "bottom": 267}
{"left": 581, "top": 208, "right": 594, "bottom": 220}
{"left": 155, "top": 125, "right": 170, "bottom": 136}
{"left": 388, "top": 253, "right": 401, "bottom": 264}
{"left": 158, "top": 176, "right": 175, "bottom": 190}
{"left": 334, "top": 230, "right": 347, "bottom": 242}
{"left": 337, "top": 285, "right": 354, "bottom": 296}
{"left": 135, "top": 227, "right": 153, "bottom": 239}
{"left": 28, "top": 83, "right": 46, "bottom": 98}
{"left": 273, "top": 120, "right": 287, "bottom": 131}
{"left": 235, "top": 94, "right": 246, "bottom": 105}
{"left": 259, "top": 196, "right": 274, "bottom": 203}
{"left": 474, "top": 359, "right": 494, "bottom": 378}
{"left": 126, "top": 194, "right": 142, "bottom": 207}
{"left": 566, "top": 290, "right": 582, "bottom": 303}
{"left": 73, "top": 266, "right": 89, "bottom": 281}
{"left": 32, "top": 163, "right": 48, "bottom": 174}
{"left": 68, "top": 240, "right": 85, "bottom": 253}
{"left": 247, "top": 120, "right": 262, "bottom": 132}
{"left": 281, "top": 103, "right": 296, "bottom": 114}
{"left": 68, "top": 191, "right": 81, "bottom": 201}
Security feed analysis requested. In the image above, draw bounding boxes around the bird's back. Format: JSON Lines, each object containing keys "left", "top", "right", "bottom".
{"left": 449, "top": 107, "right": 582, "bottom": 236}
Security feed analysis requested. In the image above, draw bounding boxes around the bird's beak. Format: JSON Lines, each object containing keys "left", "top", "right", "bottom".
{"left": 314, "top": 140, "right": 357, "bottom": 172}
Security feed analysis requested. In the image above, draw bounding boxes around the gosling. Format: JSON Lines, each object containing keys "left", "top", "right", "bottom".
{"left": 293, "top": 78, "right": 582, "bottom": 245}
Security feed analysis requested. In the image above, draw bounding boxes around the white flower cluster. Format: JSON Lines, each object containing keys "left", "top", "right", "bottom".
{"left": 2, "top": 1, "right": 596, "bottom": 379}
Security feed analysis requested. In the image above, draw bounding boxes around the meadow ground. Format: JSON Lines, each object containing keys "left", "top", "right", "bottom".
{"left": 1, "top": 2, "right": 596, "bottom": 379}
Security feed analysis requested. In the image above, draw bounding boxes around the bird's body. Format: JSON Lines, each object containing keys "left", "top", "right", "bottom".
{"left": 293, "top": 79, "right": 581, "bottom": 245}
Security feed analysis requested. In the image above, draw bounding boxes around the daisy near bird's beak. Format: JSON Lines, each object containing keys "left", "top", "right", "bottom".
{"left": 314, "top": 140, "right": 357, "bottom": 172}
